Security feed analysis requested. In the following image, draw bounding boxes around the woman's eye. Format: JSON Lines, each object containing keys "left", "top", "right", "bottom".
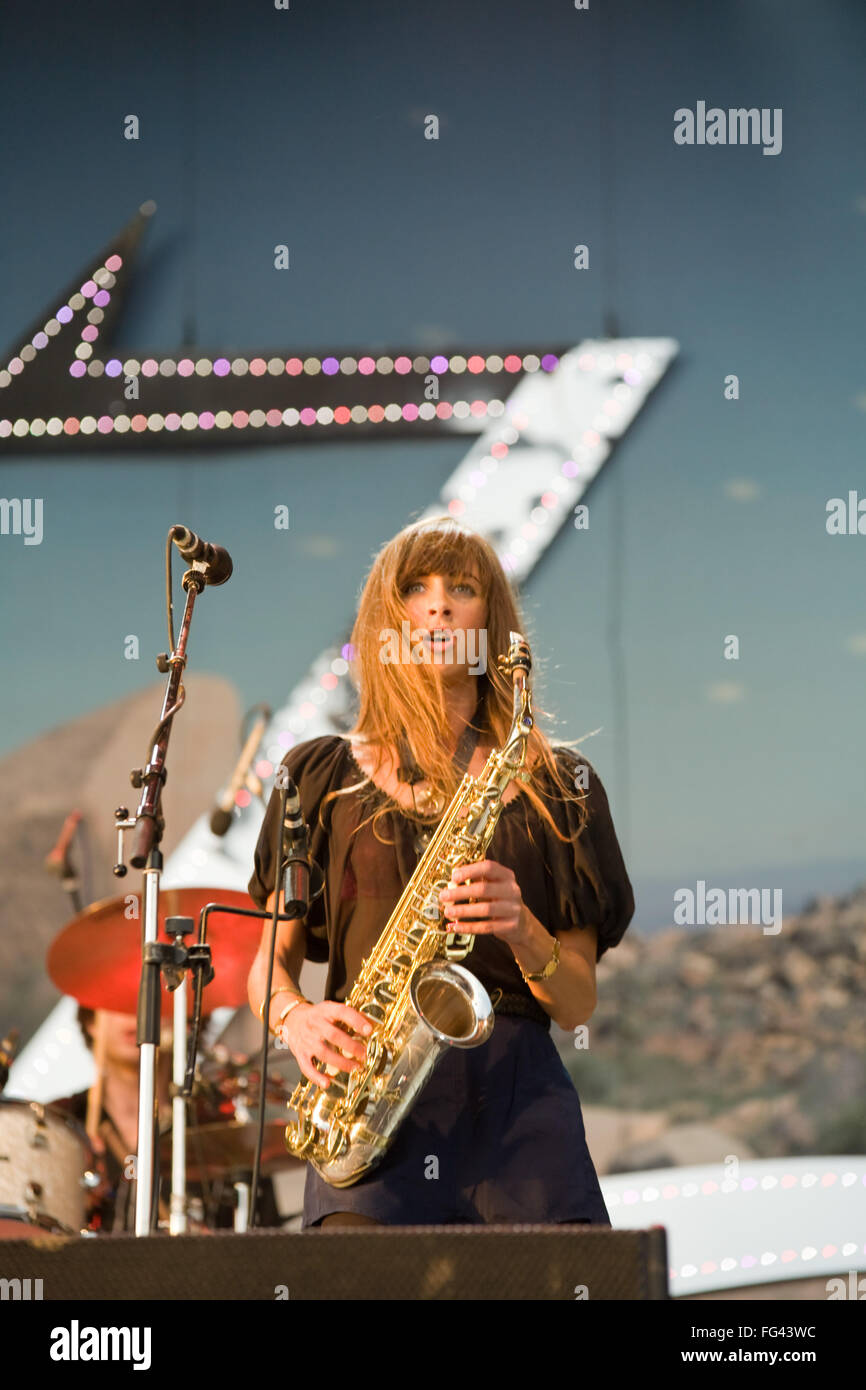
{"left": 402, "top": 579, "right": 475, "bottom": 595}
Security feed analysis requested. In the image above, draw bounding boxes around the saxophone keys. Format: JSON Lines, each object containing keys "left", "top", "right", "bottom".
{"left": 325, "top": 1123, "right": 349, "bottom": 1160}
{"left": 286, "top": 1115, "right": 316, "bottom": 1158}
{"left": 345, "top": 1072, "right": 362, "bottom": 1102}
{"left": 443, "top": 931, "right": 474, "bottom": 960}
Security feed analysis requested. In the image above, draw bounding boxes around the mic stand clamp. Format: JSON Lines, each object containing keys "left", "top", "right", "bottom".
{"left": 160, "top": 916, "right": 213, "bottom": 1235}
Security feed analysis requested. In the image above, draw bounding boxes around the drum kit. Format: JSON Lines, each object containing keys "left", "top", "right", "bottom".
{"left": 0, "top": 889, "right": 304, "bottom": 1240}
{"left": 0, "top": 1100, "right": 98, "bottom": 1240}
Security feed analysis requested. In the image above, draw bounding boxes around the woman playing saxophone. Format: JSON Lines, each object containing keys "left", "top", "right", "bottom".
{"left": 246, "top": 514, "right": 634, "bottom": 1229}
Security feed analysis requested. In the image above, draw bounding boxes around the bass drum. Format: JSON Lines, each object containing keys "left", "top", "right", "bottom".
{"left": 0, "top": 1098, "right": 97, "bottom": 1239}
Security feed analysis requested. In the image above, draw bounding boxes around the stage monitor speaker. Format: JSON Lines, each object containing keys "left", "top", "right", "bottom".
{"left": 0, "top": 1225, "right": 668, "bottom": 1300}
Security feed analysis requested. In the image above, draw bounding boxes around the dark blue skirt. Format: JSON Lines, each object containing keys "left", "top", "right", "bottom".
{"left": 302, "top": 1015, "right": 610, "bottom": 1228}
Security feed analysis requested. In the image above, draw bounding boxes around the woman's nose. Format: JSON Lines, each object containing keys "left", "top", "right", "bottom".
{"left": 427, "top": 582, "right": 451, "bottom": 612}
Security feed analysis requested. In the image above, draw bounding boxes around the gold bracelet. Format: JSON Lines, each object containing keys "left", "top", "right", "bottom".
{"left": 273, "top": 995, "right": 309, "bottom": 1033}
{"left": 258, "top": 984, "right": 302, "bottom": 1022}
{"left": 518, "top": 936, "right": 561, "bottom": 983}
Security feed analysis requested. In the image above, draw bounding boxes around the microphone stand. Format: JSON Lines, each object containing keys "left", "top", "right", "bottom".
{"left": 113, "top": 538, "right": 224, "bottom": 1237}
{"left": 248, "top": 774, "right": 315, "bottom": 1228}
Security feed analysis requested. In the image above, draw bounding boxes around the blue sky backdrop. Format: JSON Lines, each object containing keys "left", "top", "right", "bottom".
{"left": 1, "top": 0, "right": 864, "bottom": 919}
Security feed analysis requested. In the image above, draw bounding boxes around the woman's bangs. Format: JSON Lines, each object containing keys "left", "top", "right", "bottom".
{"left": 394, "top": 526, "right": 493, "bottom": 594}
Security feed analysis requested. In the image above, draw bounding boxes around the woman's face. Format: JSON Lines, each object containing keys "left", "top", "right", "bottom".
{"left": 399, "top": 569, "right": 488, "bottom": 680}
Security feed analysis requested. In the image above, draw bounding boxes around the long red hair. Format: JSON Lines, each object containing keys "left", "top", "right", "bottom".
{"left": 321, "top": 515, "right": 593, "bottom": 843}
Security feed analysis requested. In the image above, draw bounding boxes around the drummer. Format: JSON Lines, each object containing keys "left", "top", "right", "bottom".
{"left": 54, "top": 1007, "right": 281, "bottom": 1231}
{"left": 54, "top": 1008, "right": 173, "bottom": 1231}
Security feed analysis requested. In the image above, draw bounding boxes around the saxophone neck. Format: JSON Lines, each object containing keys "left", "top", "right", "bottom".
{"left": 505, "top": 633, "right": 533, "bottom": 767}
{"left": 478, "top": 632, "right": 533, "bottom": 781}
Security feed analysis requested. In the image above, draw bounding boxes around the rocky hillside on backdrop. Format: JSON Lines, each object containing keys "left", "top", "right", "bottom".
{"left": 0, "top": 677, "right": 241, "bottom": 1041}
{"left": 562, "top": 884, "right": 866, "bottom": 1166}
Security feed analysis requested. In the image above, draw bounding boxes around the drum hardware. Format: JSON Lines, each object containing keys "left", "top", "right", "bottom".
{"left": 159, "top": 1052, "right": 298, "bottom": 1183}
{"left": 0, "top": 1027, "right": 20, "bottom": 1095}
{"left": 30, "top": 1118, "right": 48, "bottom": 1149}
{"left": 233, "top": 1181, "right": 250, "bottom": 1233}
{"left": 24, "top": 1180, "right": 43, "bottom": 1211}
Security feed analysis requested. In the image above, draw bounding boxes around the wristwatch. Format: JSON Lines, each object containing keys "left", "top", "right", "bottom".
{"left": 518, "top": 936, "right": 561, "bottom": 982}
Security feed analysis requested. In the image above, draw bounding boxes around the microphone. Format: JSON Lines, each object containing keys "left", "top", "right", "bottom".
{"left": 282, "top": 776, "right": 312, "bottom": 919}
{"left": 0, "top": 1027, "right": 20, "bottom": 1095}
{"left": 44, "top": 809, "right": 83, "bottom": 877}
{"left": 209, "top": 706, "right": 271, "bottom": 837}
{"left": 170, "top": 525, "right": 233, "bottom": 586}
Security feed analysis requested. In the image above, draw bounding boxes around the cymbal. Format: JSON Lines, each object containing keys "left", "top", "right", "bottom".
{"left": 47, "top": 888, "right": 264, "bottom": 1014}
{"left": 161, "top": 1120, "right": 301, "bottom": 1179}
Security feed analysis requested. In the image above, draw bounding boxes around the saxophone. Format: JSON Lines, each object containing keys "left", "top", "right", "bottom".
{"left": 284, "top": 631, "right": 534, "bottom": 1187}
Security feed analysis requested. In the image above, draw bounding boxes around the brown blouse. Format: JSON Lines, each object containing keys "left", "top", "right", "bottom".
{"left": 248, "top": 736, "right": 634, "bottom": 1031}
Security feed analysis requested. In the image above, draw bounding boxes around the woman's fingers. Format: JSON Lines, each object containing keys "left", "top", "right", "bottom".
{"left": 293, "top": 1027, "right": 364, "bottom": 1068}
{"left": 443, "top": 920, "right": 515, "bottom": 935}
{"left": 318, "top": 1021, "right": 368, "bottom": 1063}
{"left": 301, "top": 1057, "right": 338, "bottom": 1089}
{"left": 313, "top": 1042, "right": 355, "bottom": 1071}
{"left": 440, "top": 863, "right": 517, "bottom": 901}
{"left": 286, "top": 1008, "right": 374, "bottom": 1088}
{"left": 446, "top": 858, "right": 510, "bottom": 885}
{"left": 300, "top": 1041, "right": 355, "bottom": 1081}
{"left": 324, "top": 1003, "right": 375, "bottom": 1037}
{"left": 439, "top": 858, "right": 522, "bottom": 938}
{"left": 282, "top": 1002, "right": 372, "bottom": 1057}
{"left": 442, "top": 895, "right": 517, "bottom": 918}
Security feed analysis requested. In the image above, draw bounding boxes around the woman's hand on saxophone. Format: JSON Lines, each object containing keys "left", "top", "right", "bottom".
{"left": 438, "top": 859, "right": 531, "bottom": 948}
{"left": 278, "top": 1001, "right": 375, "bottom": 1091}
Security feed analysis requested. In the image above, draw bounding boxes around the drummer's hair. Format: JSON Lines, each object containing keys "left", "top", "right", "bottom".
{"left": 76, "top": 1004, "right": 95, "bottom": 1050}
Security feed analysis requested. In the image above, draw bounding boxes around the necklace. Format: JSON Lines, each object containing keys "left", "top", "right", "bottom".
{"left": 398, "top": 722, "right": 481, "bottom": 852}
{"left": 350, "top": 723, "right": 482, "bottom": 856}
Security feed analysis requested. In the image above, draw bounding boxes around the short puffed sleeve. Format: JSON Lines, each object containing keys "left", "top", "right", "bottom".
{"left": 540, "top": 747, "right": 635, "bottom": 962}
{"left": 247, "top": 734, "right": 347, "bottom": 962}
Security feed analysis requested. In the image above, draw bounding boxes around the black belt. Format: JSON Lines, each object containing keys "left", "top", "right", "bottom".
{"left": 489, "top": 989, "right": 551, "bottom": 1030}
